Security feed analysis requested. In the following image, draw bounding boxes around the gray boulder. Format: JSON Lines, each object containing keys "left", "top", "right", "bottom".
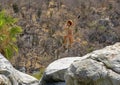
{"left": 0, "top": 54, "right": 39, "bottom": 85}
{"left": 65, "top": 43, "right": 120, "bottom": 85}
{"left": 39, "top": 57, "right": 81, "bottom": 85}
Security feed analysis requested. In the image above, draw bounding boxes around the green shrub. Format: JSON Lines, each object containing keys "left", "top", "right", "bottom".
{"left": 99, "top": 25, "right": 106, "bottom": 30}
{"left": 87, "top": 46, "right": 94, "bottom": 53}
{"left": 108, "top": 4, "right": 113, "bottom": 10}
{"left": 0, "top": 11, "right": 22, "bottom": 59}
{"left": 32, "top": 68, "right": 45, "bottom": 79}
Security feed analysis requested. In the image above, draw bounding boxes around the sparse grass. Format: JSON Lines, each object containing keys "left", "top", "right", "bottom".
{"left": 32, "top": 68, "right": 45, "bottom": 79}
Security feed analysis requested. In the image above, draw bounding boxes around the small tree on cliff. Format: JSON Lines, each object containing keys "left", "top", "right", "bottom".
{"left": 0, "top": 11, "right": 22, "bottom": 59}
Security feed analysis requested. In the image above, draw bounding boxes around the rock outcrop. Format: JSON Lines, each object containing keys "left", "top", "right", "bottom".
{"left": 39, "top": 43, "right": 120, "bottom": 85}
{"left": 65, "top": 43, "right": 120, "bottom": 85}
{"left": 39, "top": 57, "right": 81, "bottom": 85}
{"left": 0, "top": 54, "right": 39, "bottom": 85}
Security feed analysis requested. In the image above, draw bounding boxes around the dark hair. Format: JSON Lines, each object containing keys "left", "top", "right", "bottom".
{"left": 67, "top": 20, "right": 73, "bottom": 26}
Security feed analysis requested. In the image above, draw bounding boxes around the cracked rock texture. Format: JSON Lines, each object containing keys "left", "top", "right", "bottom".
{"left": 65, "top": 43, "right": 120, "bottom": 85}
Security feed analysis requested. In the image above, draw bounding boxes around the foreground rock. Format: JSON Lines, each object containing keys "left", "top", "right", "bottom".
{"left": 39, "top": 57, "right": 81, "bottom": 85}
{"left": 0, "top": 54, "right": 39, "bottom": 85}
{"left": 65, "top": 43, "right": 120, "bottom": 85}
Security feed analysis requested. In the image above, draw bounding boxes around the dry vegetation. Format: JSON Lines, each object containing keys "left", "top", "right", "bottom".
{"left": 0, "top": 0, "right": 120, "bottom": 74}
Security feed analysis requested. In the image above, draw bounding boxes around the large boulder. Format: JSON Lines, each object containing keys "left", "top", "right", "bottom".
{"left": 65, "top": 43, "right": 120, "bottom": 85}
{"left": 0, "top": 54, "right": 39, "bottom": 85}
{"left": 39, "top": 57, "right": 81, "bottom": 85}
